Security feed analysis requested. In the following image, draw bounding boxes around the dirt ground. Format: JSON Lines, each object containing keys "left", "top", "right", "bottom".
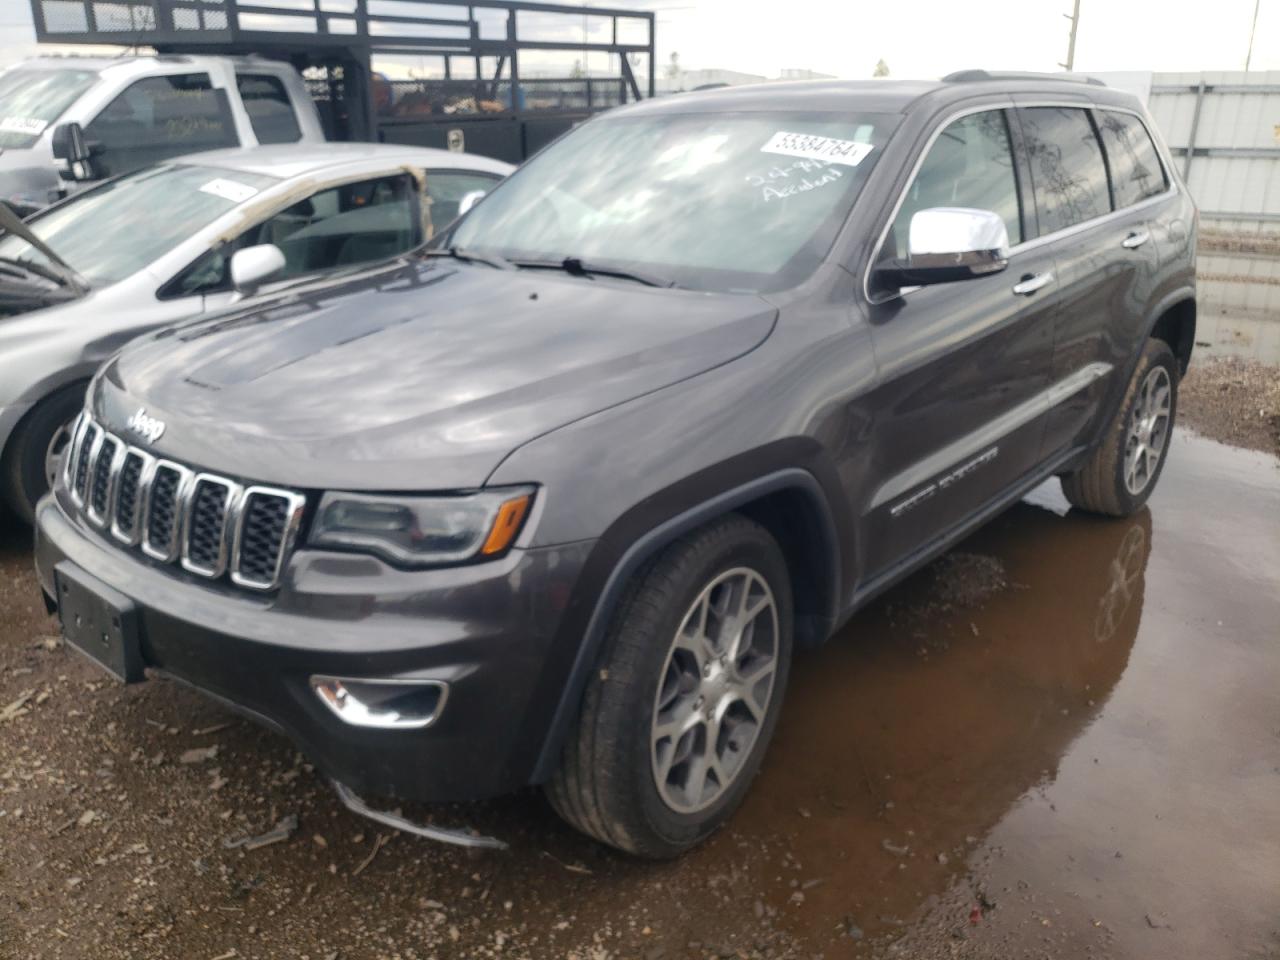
{"left": 1178, "top": 356, "right": 1280, "bottom": 456}
{"left": 2, "top": 432, "right": 1278, "bottom": 960}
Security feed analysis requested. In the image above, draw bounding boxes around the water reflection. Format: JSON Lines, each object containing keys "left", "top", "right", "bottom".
{"left": 723, "top": 499, "right": 1152, "bottom": 950}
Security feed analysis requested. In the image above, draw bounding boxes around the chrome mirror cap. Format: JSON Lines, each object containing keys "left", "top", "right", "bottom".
{"left": 908, "top": 206, "right": 1010, "bottom": 272}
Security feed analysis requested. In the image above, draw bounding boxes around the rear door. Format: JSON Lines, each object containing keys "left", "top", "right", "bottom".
{"left": 1015, "top": 104, "right": 1162, "bottom": 459}
{"left": 860, "top": 106, "right": 1061, "bottom": 578}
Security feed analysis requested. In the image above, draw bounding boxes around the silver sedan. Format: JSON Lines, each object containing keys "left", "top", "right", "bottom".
{"left": 0, "top": 142, "right": 512, "bottom": 520}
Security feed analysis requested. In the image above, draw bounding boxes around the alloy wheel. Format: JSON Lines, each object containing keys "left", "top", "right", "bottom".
{"left": 1123, "top": 366, "right": 1172, "bottom": 495}
{"left": 650, "top": 567, "right": 779, "bottom": 814}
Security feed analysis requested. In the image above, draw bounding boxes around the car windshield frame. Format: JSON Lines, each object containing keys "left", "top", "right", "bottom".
{"left": 0, "top": 163, "right": 280, "bottom": 288}
{"left": 446, "top": 109, "right": 899, "bottom": 294}
{"left": 0, "top": 67, "right": 101, "bottom": 149}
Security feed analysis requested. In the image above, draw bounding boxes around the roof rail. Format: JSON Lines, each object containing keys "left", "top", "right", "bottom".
{"left": 943, "top": 69, "right": 1106, "bottom": 87}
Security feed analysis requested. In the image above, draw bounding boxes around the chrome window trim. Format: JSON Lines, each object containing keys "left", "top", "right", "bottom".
{"left": 84, "top": 432, "right": 122, "bottom": 528}
{"left": 109, "top": 447, "right": 158, "bottom": 546}
{"left": 861, "top": 99, "right": 1180, "bottom": 304}
{"left": 180, "top": 473, "right": 243, "bottom": 579}
{"left": 141, "top": 460, "right": 195, "bottom": 563}
{"left": 230, "top": 487, "right": 307, "bottom": 591}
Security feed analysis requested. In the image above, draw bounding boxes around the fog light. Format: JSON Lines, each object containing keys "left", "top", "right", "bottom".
{"left": 311, "top": 676, "right": 448, "bottom": 729}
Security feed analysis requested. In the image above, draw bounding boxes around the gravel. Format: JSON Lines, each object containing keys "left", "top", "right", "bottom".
{"left": 1177, "top": 356, "right": 1280, "bottom": 456}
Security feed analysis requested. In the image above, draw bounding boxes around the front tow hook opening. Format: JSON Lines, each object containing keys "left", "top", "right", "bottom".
{"left": 329, "top": 779, "right": 508, "bottom": 851}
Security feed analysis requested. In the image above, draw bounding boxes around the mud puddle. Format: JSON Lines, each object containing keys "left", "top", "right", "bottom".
{"left": 1, "top": 430, "right": 1277, "bottom": 960}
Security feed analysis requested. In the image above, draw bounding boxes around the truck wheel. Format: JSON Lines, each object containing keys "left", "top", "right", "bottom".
{"left": 2, "top": 385, "right": 85, "bottom": 525}
{"left": 546, "top": 514, "right": 793, "bottom": 858}
{"left": 1061, "top": 338, "right": 1178, "bottom": 517}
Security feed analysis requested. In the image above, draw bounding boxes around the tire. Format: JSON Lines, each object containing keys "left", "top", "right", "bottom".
{"left": 1061, "top": 338, "right": 1178, "bottom": 517}
{"left": 2, "top": 384, "right": 86, "bottom": 524}
{"left": 545, "top": 514, "right": 793, "bottom": 858}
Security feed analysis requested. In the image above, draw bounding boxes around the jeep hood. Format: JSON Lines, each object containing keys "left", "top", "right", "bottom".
{"left": 95, "top": 258, "right": 777, "bottom": 490}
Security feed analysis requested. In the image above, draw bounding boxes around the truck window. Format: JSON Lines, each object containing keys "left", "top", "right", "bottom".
{"left": 889, "top": 109, "right": 1023, "bottom": 259}
{"left": 1096, "top": 110, "right": 1168, "bottom": 208}
{"left": 84, "top": 74, "right": 239, "bottom": 177}
{"left": 1018, "top": 106, "right": 1112, "bottom": 234}
{"left": 236, "top": 74, "right": 302, "bottom": 145}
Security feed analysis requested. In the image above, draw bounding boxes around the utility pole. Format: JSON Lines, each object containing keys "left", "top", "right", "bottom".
{"left": 1060, "top": 0, "right": 1081, "bottom": 71}
{"left": 1245, "top": 0, "right": 1261, "bottom": 71}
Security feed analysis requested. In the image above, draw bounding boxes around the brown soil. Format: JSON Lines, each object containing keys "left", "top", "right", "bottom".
{"left": 1178, "top": 356, "right": 1280, "bottom": 456}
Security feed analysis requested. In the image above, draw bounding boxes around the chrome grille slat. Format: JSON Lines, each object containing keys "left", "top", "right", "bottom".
{"left": 62, "top": 415, "right": 302, "bottom": 591}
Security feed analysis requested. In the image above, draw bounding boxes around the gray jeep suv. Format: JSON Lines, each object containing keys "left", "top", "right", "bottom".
{"left": 34, "top": 71, "right": 1196, "bottom": 857}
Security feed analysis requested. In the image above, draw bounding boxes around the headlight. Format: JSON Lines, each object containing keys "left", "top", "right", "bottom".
{"left": 308, "top": 486, "right": 534, "bottom": 567}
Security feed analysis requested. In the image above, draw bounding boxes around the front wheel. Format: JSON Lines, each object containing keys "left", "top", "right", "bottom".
{"left": 1061, "top": 338, "right": 1178, "bottom": 517}
{"left": 2, "top": 385, "right": 85, "bottom": 524}
{"left": 545, "top": 515, "right": 793, "bottom": 858}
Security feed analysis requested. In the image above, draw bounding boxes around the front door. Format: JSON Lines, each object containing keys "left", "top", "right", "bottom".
{"left": 858, "top": 107, "right": 1061, "bottom": 580}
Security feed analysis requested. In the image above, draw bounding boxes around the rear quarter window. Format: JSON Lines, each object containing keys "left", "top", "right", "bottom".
{"left": 1097, "top": 110, "right": 1168, "bottom": 208}
{"left": 237, "top": 74, "right": 302, "bottom": 145}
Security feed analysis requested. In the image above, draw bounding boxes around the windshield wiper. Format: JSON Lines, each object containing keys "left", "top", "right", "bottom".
{"left": 0, "top": 201, "right": 87, "bottom": 293}
{"left": 0, "top": 255, "right": 78, "bottom": 289}
{"left": 509, "top": 256, "right": 676, "bottom": 289}
{"left": 424, "top": 246, "right": 515, "bottom": 271}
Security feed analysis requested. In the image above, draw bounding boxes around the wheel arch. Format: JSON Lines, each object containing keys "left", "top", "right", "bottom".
{"left": 529, "top": 466, "right": 843, "bottom": 783}
{"left": 1146, "top": 290, "right": 1196, "bottom": 377}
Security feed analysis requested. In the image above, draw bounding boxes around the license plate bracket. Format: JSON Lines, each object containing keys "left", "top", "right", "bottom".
{"left": 54, "top": 561, "right": 144, "bottom": 683}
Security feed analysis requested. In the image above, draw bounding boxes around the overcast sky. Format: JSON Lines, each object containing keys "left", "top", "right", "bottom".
{"left": 2, "top": 0, "right": 1277, "bottom": 76}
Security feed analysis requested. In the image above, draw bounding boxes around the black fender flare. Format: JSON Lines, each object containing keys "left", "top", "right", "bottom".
{"left": 529, "top": 466, "right": 841, "bottom": 782}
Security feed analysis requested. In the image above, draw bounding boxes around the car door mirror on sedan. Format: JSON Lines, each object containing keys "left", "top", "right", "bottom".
{"left": 229, "top": 243, "right": 287, "bottom": 298}
{"left": 457, "top": 189, "right": 487, "bottom": 216}
{"left": 874, "top": 206, "right": 1010, "bottom": 291}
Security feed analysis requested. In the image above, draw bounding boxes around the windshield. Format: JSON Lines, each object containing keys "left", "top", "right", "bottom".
{"left": 450, "top": 110, "right": 894, "bottom": 293}
{"left": 0, "top": 164, "right": 278, "bottom": 286}
{"left": 0, "top": 68, "right": 99, "bottom": 149}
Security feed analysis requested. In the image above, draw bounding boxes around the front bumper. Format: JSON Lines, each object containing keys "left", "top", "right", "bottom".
{"left": 34, "top": 492, "right": 594, "bottom": 803}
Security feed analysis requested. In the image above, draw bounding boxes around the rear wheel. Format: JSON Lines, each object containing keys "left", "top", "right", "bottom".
{"left": 545, "top": 515, "right": 793, "bottom": 858}
{"left": 2, "top": 385, "right": 85, "bottom": 524}
{"left": 1061, "top": 338, "right": 1177, "bottom": 517}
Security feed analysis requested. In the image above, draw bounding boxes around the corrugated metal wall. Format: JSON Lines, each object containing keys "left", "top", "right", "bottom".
{"left": 1147, "top": 71, "right": 1280, "bottom": 360}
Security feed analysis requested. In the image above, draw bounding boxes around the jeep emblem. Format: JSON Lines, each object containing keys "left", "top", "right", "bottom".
{"left": 126, "top": 407, "right": 165, "bottom": 444}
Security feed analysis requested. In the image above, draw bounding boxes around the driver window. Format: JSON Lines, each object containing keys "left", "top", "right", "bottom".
{"left": 162, "top": 173, "right": 421, "bottom": 298}
{"left": 889, "top": 110, "right": 1023, "bottom": 259}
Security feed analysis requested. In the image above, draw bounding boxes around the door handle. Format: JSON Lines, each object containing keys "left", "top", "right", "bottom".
{"left": 1012, "top": 272, "right": 1053, "bottom": 296}
{"left": 1122, "top": 230, "right": 1150, "bottom": 249}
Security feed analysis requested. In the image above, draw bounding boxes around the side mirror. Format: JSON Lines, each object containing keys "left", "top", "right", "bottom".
{"left": 51, "top": 122, "right": 95, "bottom": 181}
{"left": 874, "top": 207, "right": 1010, "bottom": 291}
{"left": 457, "top": 190, "right": 486, "bottom": 216}
{"left": 229, "top": 244, "right": 286, "bottom": 297}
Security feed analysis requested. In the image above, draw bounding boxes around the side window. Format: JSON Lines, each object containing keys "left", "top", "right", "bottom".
{"left": 424, "top": 170, "right": 501, "bottom": 229}
{"left": 84, "top": 74, "right": 239, "bottom": 178}
{"left": 236, "top": 74, "right": 302, "bottom": 145}
{"left": 889, "top": 110, "right": 1023, "bottom": 259}
{"left": 1018, "top": 107, "right": 1112, "bottom": 234}
{"left": 163, "top": 173, "right": 421, "bottom": 298}
{"left": 1097, "top": 110, "right": 1168, "bottom": 208}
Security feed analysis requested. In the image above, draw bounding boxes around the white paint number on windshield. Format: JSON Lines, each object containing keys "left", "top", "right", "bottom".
{"left": 198, "top": 178, "right": 260, "bottom": 203}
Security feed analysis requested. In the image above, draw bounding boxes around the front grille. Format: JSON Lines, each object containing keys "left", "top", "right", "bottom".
{"left": 112, "top": 452, "right": 146, "bottom": 539}
{"left": 63, "top": 415, "right": 305, "bottom": 591}
{"left": 183, "top": 477, "right": 233, "bottom": 575}
{"left": 89, "top": 436, "right": 118, "bottom": 521}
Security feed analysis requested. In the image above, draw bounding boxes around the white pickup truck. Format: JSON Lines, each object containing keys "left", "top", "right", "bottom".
{"left": 0, "top": 55, "right": 324, "bottom": 215}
